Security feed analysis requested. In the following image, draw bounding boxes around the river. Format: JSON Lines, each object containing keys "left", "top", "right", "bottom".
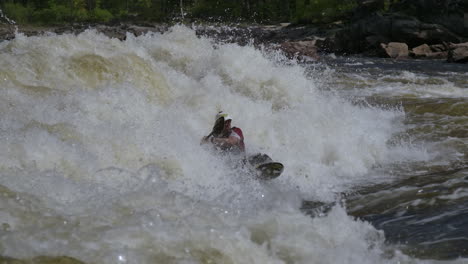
{"left": 0, "top": 25, "right": 467, "bottom": 263}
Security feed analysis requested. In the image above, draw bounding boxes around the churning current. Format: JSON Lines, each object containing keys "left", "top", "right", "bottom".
{"left": 0, "top": 25, "right": 467, "bottom": 263}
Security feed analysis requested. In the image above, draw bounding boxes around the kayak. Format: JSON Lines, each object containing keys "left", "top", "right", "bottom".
{"left": 248, "top": 153, "right": 284, "bottom": 180}
{"left": 254, "top": 162, "right": 284, "bottom": 180}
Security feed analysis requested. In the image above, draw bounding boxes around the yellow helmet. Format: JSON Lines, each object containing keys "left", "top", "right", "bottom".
{"left": 215, "top": 111, "right": 232, "bottom": 122}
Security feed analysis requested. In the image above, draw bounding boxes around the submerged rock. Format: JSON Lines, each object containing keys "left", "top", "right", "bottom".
{"left": 279, "top": 40, "right": 320, "bottom": 60}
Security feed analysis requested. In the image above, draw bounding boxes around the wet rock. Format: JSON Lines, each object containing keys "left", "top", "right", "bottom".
{"left": 353, "top": 0, "right": 385, "bottom": 18}
{"left": 391, "top": 16, "right": 462, "bottom": 46}
{"left": 323, "top": 14, "right": 392, "bottom": 54}
{"left": 447, "top": 42, "right": 468, "bottom": 63}
{"left": 0, "top": 23, "right": 171, "bottom": 43}
{"left": 411, "top": 44, "right": 432, "bottom": 58}
{"left": 425, "top": 51, "right": 448, "bottom": 60}
{"left": 273, "top": 25, "right": 323, "bottom": 42}
{"left": 0, "top": 26, "right": 15, "bottom": 41}
{"left": 389, "top": 0, "right": 467, "bottom": 37}
{"left": 430, "top": 44, "right": 448, "bottom": 52}
{"left": 89, "top": 24, "right": 169, "bottom": 40}
{"left": 127, "top": 25, "right": 155, "bottom": 36}
{"left": 410, "top": 43, "right": 447, "bottom": 59}
{"left": 279, "top": 40, "right": 320, "bottom": 60}
{"left": 327, "top": 13, "right": 464, "bottom": 55}
{"left": 380, "top": 42, "right": 409, "bottom": 59}
{"left": 365, "top": 35, "right": 391, "bottom": 49}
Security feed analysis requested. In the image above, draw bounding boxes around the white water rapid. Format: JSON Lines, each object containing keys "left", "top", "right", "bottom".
{"left": 1, "top": 26, "right": 459, "bottom": 263}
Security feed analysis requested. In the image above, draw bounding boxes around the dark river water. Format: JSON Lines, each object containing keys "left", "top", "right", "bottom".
{"left": 303, "top": 56, "right": 468, "bottom": 260}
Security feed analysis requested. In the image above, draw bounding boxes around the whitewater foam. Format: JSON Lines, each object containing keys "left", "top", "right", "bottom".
{"left": 0, "top": 25, "right": 433, "bottom": 263}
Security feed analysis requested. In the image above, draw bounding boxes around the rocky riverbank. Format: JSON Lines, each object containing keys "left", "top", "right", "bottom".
{"left": 264, "top": 11, "right": 468, "bottom": 63}
{"left": 1, "top": 14, "right": 467, "bottom": 63}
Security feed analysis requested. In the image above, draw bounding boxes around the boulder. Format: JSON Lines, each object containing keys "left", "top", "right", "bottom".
{"left": 380, "top": 42, "right": 409, "bottom": 58}
{"left": 409, "top": 43, "right": 447, "bottom": 59}
{"left": 127, "top": 25, "right": 157, "bottom": 36}
{"left": 273, "top": 26, "right": 320, "bottom": 42}
{"left": 279, "top": 40, "right": 320, "bottom": 60}
{"left": 388, "top": 0, "right": 467, "bottom": 37}
{"left": 389, "top": 16, "right": 462, "bottom": 46}
{"left": 430, "top": 44, "right": 448, "bottom": 52}
{"left": 448, "top": 42, "right": 468, "bottom": 49}
{"left": 447, "top": 42, "right": 468, "bottom": 63}
{"left": 410, "top": 44, "right": 432, "bottom": 58}
{"left": 329, "top": 13, "right": 392, "bottom": 53}
{"left": 426, "top": 51, "right": 448, "bottom": 59}
{"left": 0, "top": 26, "right": 15, "bottom": 41}
{"left": 326, "top": 13, "right": 464, "bottom": 54}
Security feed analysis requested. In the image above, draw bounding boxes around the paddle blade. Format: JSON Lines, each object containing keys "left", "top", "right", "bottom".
{"left": 212, "top": 117, "right": 224, "bottom": 136}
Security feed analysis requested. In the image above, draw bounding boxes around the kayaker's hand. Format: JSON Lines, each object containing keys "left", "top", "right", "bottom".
{"left": 200, "top": 136, "right": 210, "bottom": 145}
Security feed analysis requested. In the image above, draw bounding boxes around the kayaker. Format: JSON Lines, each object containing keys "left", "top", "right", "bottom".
{"left": 201, "top": 111, "right": 245, "bottom": 155}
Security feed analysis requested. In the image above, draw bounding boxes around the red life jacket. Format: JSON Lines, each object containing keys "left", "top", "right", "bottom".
{"left": 232, "top": 127, "right": 245, "bottom": 152}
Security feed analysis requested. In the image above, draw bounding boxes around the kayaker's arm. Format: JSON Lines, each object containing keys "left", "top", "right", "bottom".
{"left": 212, "top": 135, "right": 240, "bottom": 148}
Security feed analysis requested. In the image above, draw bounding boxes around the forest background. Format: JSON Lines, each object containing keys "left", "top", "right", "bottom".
{"left": 1, "top": 0, "right": 464, "bottom": 26}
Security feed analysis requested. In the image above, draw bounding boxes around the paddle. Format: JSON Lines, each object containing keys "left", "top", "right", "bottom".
{"left": 201, "top": 116, "right": 225, "bottom": 143}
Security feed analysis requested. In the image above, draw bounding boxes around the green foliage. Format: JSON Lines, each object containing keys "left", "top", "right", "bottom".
{"left": 191, "top": 0, "right": 243, "bottom": 20}
{"left": 32, "top": 8, "right": 58, "bottom": 23}
{"left": 114, "top": 9, "right": 129, "bottom": 20}
{"left": 30, "top": 4, "right": 74, "bottom": 24}
{"left": 135, "top": 0, "right": 151, "bottom": 9}
{"left": 51, "top": 4, "right": 73, "bottom": 22}
{"left": 384, "top": 0, "right": 391, "bottom": 11}
{"left": 90, "top": 8, "right": 113, "bottom": 22}
{"left": 74, "top": 8, "right": 89, "bottom": 21}
{"left": 2, "top": 2, "right": 34, "bottom": 23}
{"left": 137, "top": 3, "right": 164, "bottom": 22}
{"left": 296, "top": 0, "right": 357, "bottom": 24}
{"left": 1, "top": 0, "right": 364, "bottom": 25}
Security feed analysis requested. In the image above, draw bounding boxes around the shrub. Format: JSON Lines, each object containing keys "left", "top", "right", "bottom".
{"left": 90, "top": 8, "right": 114, "bottom": 22}
{"left": 73, "top": 8, "right": 89, "bottom": 22}
{"left": 2, "top": 2, "right": 33, "bottom": 24}
{"left": 51, "top": 4, "right": 73, "bottom": 23}
{"left": 30, "top": 4, "right": 73, "bottom": 24}
{"left": 296, "top": 0, "right": 357, "bottom": 24}
{"left": 191, "top": 0, "right": 242, "bottom": 20}
{"left": 31, "top": 8, "right": 57, "bottom": 24}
